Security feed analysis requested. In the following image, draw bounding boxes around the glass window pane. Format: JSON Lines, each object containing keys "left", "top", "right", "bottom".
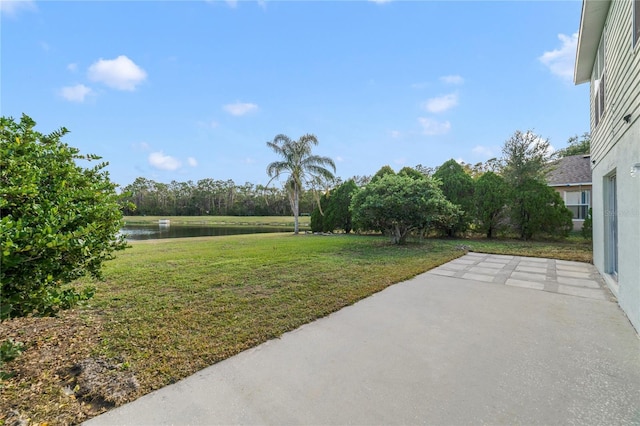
{"left": 568, "top": 206, "right": 580, "bottom": 219}
{"left": 566, "top": 192, "right": 581, "bottom": 205}
{"left": 580, "top": 205, "right": 588, "bottom": 220}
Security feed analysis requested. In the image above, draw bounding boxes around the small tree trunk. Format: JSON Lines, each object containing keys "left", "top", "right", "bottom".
{"left": 293, "top": 185, "right": 300, "bottom": 235}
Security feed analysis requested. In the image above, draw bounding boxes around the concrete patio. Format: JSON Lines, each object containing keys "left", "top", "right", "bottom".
{"left": 85, "top": 253, "right": 640, "bottom": 425}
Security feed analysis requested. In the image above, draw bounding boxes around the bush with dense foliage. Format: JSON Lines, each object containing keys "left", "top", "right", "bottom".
{"left": 310, "top": 192, "right": 330, "bottom": 232}
{"left": 432, "top": 159, "right": 475, "bottom": 236}
{"left": 350, "top": 174, "right": 458, "bottom": 244}
{"left": 500, "top": 130, "right": 573, "bottom": 240}
{"left": 474, "top": 171, "right": 509, "bottom": 239}
{"left": 322, "top": 180, "right": 358, "bottom": 233}
{"left": 509, "top": 178, "right": 573, "bottom": 240}
{"left": 0, "top": 114, "right": 128, "bottom": 319}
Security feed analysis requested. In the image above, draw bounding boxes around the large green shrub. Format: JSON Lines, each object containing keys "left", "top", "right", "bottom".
{"left": 509, "top": 178, "right": 573, "bottom": 240}
{"left": 323, "top": 180, "right": 358, "bottom": 233}
{"left": 474, "top": 171, "right": 509, "bottom": 239}
{"left": 310, "top": 192, "right": 330, "bottom": 232}
{"left": 350, "top": 174, "right": 458, "bottom": 244}
{"left": 432, "top": 159, "right": 475, "bottom": 236}
{"left": 0, "top": 114, "right": 128, "bottom": 319}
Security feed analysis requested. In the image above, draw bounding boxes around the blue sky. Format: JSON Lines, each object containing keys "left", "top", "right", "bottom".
{"left": 2, "top": 0, "right": 588, "bottom": 187}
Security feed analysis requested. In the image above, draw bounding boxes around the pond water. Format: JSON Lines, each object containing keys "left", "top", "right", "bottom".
{"left": 120, "top": 224, "right": 299, "bottom": 241}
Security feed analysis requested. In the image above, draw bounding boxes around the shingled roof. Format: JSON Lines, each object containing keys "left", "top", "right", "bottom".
{"left": 546, "top": 154, "right": 592, "bottom": 186}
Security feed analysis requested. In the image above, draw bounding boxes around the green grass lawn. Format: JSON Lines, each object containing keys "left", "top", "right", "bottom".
{"left": 459, "top": 234, "right": 593, "bottom": 263}
{"left": 84, "top": 233, "right": 593, "bottom": 392}
{"left": 1, "top": 233, "right": 593, "bottom": 424}
{"left": 88, "top": 234, "right": 463, "bottom": 392}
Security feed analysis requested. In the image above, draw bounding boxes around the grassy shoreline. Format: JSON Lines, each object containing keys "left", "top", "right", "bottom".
{"left": 123, "top": 215, "right": 311, "bottom": 227}
{"left": 1, "top": 233, "right": 592, "bottom": 424}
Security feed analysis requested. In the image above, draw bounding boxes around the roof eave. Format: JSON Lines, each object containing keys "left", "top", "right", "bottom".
{"left": 548, "top": 182, "right": 593, "bottom": 187}
{"left": 574, "top": 0, "right": 611, "bottom": 85}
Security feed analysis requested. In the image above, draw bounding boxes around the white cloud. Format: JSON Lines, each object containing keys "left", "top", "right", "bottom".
{"left": 335, "top": 156, "right": 344, "bottom": 163}
{"left": 472, "top": 145, "right": 494, "bottom": 157}
{"left": 440, "top": 75, "right": 464, "bottom": 85}
{"left": 223, "top": 102, "right": 258, "bottom": 116}
{"left": 149, "top": 152, "right": 182, "bottom": 171}
{"left": 539, "top": 32, "right": 578, "bottom": 81}
{"left": 225, "top": 0, "right": 237, "bottom": 8}
{"left": 243, "top": 158, "right": 256, "bottom": 164}
{"left": 0, "top": 0, "right": 36, "bottom": 17}
{"left": 418, "top": 117, "right": 451, "bottom": 135}
{"left": 422, "top": 93, "right": 458, "bottom": 113}
{"left": 67, "top": 63, "right": 78, "bottom": 72}
{"left": 59, "top": 84, "right": 93, "bottom": 103}
{"left": 187, "top": 157, "right": 198, "bottom": 167}
{"left": 394, "top": 158, "right": 406, "bottom": 165}
{"left": 88, "top": 55, "right": 147, "bottom": 91}
{"left": 132, "top": 142, "right": 151, "bottom": 151}
{"left": 389, "top": 130, "right": 401, "bottom": 139}
{"left": 369, "top": 0, "right": 392, "bottom": 3}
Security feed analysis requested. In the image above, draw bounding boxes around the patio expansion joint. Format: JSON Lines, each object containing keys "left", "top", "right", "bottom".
{"left": 543, "top": 259, "right": 559, "bottom": 293}
{"left": 451, "top": 255, "right": 488, "bottom": 278}
{"left": 492, "top": 256, "right": 521, "bottom": 285}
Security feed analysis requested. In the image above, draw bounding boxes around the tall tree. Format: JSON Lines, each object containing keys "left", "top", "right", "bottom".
{"left": 474, "top": 171, "right": 508, "bottom": 239}
{"left": 555, "top": 132, "right": 590, "bottom": 158}
{"left": 432, "top": 159, "right": 475, "bottom": 237}
{"left": 370, "top": 165, "right": 396, "bottom": 183}
{"left": 398, "top": 166, "right": 426, "bottom": 180}
{"left": 501, "top": 130, "right": 552, "bottom": 185}
{"left": 266, "top": 134, "right": 336, "bottom": 234}
{"left": 310, "top": 192, "right": 330, "bottom": 232}
{"left": 500, "top": 130, "right": 572, "bottom": 240}
{"left": 324, "top": 179, "right": 359, "bottom": 233}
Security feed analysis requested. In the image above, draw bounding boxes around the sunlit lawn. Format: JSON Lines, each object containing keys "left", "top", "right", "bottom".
{"left": 88, "top": 234, "right": 461, "bottom": 391}
{"left": 1, "top": 232, "right": 592, "bottom": 424}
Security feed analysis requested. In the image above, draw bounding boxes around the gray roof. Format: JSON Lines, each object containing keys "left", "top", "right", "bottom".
{"left": 546, "top": 154, "right": 592, "bottom": 185}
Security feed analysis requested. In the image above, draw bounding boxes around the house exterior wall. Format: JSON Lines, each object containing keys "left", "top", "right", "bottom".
{"left": 551, "top": 184, "right": 593, "bottom": 231}
{"left": 587, "top": 0, "right": 640, "bottom": 332}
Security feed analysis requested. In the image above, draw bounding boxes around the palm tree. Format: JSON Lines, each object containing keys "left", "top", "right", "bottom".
{"left": 266, "top": 134, "right": 336, "bottom": 234}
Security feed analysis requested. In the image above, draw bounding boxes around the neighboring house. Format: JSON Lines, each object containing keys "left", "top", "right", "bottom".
{"left": 547, "top": 154, "right": 592, "bottom": 231}
{"left": 575, "top": 0, "right": 640, "bottom": 333}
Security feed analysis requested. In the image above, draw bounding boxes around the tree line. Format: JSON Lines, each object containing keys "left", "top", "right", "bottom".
{"left": 122, "top": 131, "right": 589, "bottom": 245}
{"left": 312, "top": 130, "right": 589, "bottom": 243}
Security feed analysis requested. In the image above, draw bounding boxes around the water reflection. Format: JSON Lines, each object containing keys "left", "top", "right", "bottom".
{"left": 121, "top": 224, "right": 298, "bottom": 241}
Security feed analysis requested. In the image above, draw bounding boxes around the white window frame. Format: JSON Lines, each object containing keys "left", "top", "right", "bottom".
{"left": 564, "top": 190, "right": 591, "bottom": 220}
